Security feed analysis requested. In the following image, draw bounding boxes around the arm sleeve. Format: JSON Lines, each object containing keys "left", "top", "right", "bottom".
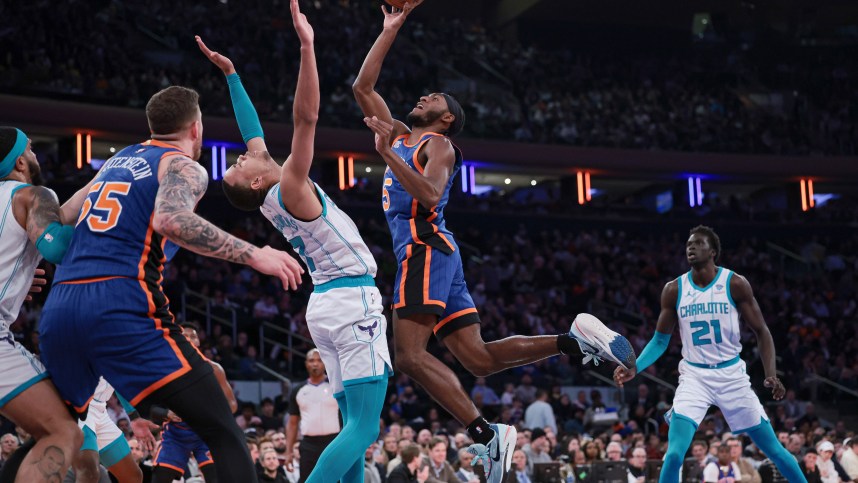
{"left": 226, "top": 73, "right": 264, "bottom": 143}
{"left": 635, "top": 330, "right": 672, "bottom": 373}
{"left": 35, "top": 222, "right": 73, "bottom": 264}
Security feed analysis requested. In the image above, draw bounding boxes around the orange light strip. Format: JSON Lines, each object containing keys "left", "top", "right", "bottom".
{"left": 348, "top": 156, "right": 355, "bottom": 188}
{"left": 800, "top": 179, "right": 808, "bottom": 212}
{"left": 76, "top": 133, "right": 83, "bottom": 169}
{"left": 585, "top": 172, "right": 591, "bottom": 201}
{"left": 338, "top": 156, "right": 345, "bottom": 190}
{"left": 576, "top": 171, "right": 585, "bottom": 205}
{"left": 86, "top": 134, "right": 92, "bottom": 164}
{"left": 808, "top": 179, "right": 815, "bottom": 207}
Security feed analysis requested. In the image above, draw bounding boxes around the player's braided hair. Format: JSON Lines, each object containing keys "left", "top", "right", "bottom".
{"left": 690, "top": 225, "right": 721, "bottom": 262}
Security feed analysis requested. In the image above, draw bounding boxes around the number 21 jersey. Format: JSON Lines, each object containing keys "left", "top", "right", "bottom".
{"left": 675, "top": 267, "right": 742, "bottom": 366}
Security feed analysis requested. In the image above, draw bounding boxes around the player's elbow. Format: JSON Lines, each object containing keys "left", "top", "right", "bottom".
{"left": 352, "top": 81, "right": 373, "bottom": 98}
{"left": 152, "top": 211, "right": 180, "bottom": 239}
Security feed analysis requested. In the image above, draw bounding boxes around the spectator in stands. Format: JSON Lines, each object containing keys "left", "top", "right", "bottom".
{"left": 259, "top": 448, "right": 289, "bottom": 482}
{"left": 259, "top": 398, "right": 282, "bottom": 432}
{"left": 128, "top": 437, "right": 153, "bottom": 482}
{"left": 455, "top": 448, "right": 479, "bottom": 483}
{"left": 500, "top": 384, "right": 515, "bottom": 406}
{"left": 628, "top": 447, "right": 647, "bottom": 483}
{"left": 388, "top": 444, "right": 423, "bottom": 483}
{"left": 0, "top": 433, "right": 19, "bottom": 468}
{"left": 583, "top": 440, "right": 602, "bottom": 464}
{"left": 606, "top": 442, "right": 624, "bottom": 462}
{"left": 381, "top": 434, "right": 399, "bottom": 463}
{"left": 511, "top": 449, "right": 530, "bottom": 483}
{"left": 388, "top": 438, "right": 413, "bottom": 476}
{"left": 236, "top": 402, "right": 263, "bottom": 430}
{"left": 704, "top": 444, "right": 742, "bottom": 483}
{"left": 728, "top": 437, "right": 761, "bottom": 483}
{"left": 684, "top": 440, "right": 711, "bottom": 483}
{"left": 426, "top": 437, "right": 458, "bottom": 483}
{"left": 840, "top": 438, "right": 858, "bottom": 481}
{"left": 515, "top": 375, "right": 537, "bottom": 405}
{"left": 365, "top": 442, "right": 383, "bottom": 483}
{"left": 524, "top": 428, "right": 553, "bottom": 475}
{"left": 815, "top": 441, "right": 841, "bottom": 483}
{"left": 285, "top": 442, "right": 301, "bottom": 483}
{"left": 271, "top": 432, "right": 289, "bottom": 466}
{"left": 470, "top": 377, "right": 500, "bottom": 406}
{"left": 524, "top": 390, "right": 557, "bottom": 434}
{"left": 789, "top": 434, "right": 805, "bottom": 459}
{"left": 801, "top": 449, "right": 823, "bottom": 483}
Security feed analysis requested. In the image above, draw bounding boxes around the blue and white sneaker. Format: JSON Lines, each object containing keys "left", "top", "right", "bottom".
{"left": 466, "top": 424, "right": 516, "bottom": 483}
{"left": 569, "top": 313, "right": 637, "bottom": 370}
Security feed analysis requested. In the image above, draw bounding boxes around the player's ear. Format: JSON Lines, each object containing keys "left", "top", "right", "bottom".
{"left": 441, "top": 111, "right": 456, "bottom": 125}
{"left": 250, "top": 176, "right": 263, "bottom": 190}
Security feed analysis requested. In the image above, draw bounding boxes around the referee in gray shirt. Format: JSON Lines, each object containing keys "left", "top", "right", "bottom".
{"left": 285, "top": 349, "right": 341, "bottom": 483}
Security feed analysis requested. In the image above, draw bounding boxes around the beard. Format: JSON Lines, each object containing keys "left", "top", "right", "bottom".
{"left": 406, "top": 109, "right": 444, "bottom": 128}
{"left": 27, "top": 157, "right": 44, "bottom": 186}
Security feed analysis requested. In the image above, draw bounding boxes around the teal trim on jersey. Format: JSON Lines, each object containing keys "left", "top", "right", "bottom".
{"left": 81, "top": 425, "right": 99, "bottom": 452}
{"left": 685, "top": 354, "right": 740, "bottom": 369}
{"left": 9, "top": 183, "right": 31, "bottom": 197}
{"left": 0, "top": 251, "right": 26, "bottom": 304}
{"left": 0, "top": 372, "right": 48, "bottom": 409}
{"left": 688, "top": 267, "right": 723, "bottom": 292}
{"left": 360, "top": 286, "right": 377, "bottom": 376}
{"left": 314, "top": 274, "right": 375, "bottom": 293}
{"left": 116, "top": 392, "right": 136, "bottom": 415}
{"left": 675, "top": 276, "right": 683, "bottom": 311}
{"left": 725, "top": 270, "right": 736, "bottom": 307}
{"left": 99, "top": 434, "right": 131, "bottom": 468}
{"left": 341, "top": 365, "right": 392, "bottom": 387}
{"left": 314, "top": 183, "right": 328, "bottom": 217}
{"left": 670, "top": 411, "right": 700, "bottom": 429}
{"left": 322, "top": 216, "right": 370, "bottom": 275}
{"left": 732, "top": 416, "right": 768, "bottom": 435}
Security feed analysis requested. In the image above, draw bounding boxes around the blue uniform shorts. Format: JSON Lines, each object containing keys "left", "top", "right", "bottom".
{"left": 153, "top": 422, "right": 213, "bottom": 474}
{"left": 39, "top": 277, "right": 210, "bottom": 414}
{"left": 392, "top": 243, "right": 480, "bottom": 339}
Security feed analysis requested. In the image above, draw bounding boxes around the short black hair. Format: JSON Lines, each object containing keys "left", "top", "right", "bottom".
{"left": 222, "top": 177, "right": 266, "bottom": 211}
{"left": 690, "top": 225, "right": 721, "bottom": 262}
{"left": 440, "top": 93, "right": 465, "bottom": 137}
{"left": 180, "top": 321, "right": 201, "bottom": 332}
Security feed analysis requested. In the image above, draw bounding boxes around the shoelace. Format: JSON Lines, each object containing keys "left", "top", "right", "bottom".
{"left": 577, "top": 340, "right": 603, "bottom": 366}
{"left": 467, "top": 444, "right": 491, "bottom": 470}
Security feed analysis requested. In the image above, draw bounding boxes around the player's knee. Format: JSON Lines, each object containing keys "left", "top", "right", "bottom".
{"left": 74, "top": 451, "right": 101, "bottom": 483}
{"left": 663, "top": 447, "right": 684, "bottom": 466}
{"left": 394, "top": 352, "right": 421, "bottom": 377}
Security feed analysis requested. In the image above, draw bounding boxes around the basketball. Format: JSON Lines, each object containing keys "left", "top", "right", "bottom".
{"left": 385, "top": 0, "right": 408, "bottom": 9}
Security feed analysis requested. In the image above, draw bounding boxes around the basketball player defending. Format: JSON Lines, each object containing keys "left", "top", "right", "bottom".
{"left": 197, "top": 2, "right": 391, "bottom": 481}
{"left": 0, "top": 127, "right": 83, "bottom": 482}
{"left": 614, "top": 226, "right": 806, "bottom": 483}
{"left": 152, "top": 322, "right": 236, "bottom": 483}
{"left": 74, "top": 378, "right": 143, "bottom": 483}
{"left": 37, "top": 80, "right": 304, "bottom": 482}
{"left": 355, "top": 4, "right": 635, "bottom": 482}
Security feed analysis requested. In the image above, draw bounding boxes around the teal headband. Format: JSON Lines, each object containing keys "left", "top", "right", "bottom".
{"left": 0, "top": 129, "right": 27, "bottom": 179}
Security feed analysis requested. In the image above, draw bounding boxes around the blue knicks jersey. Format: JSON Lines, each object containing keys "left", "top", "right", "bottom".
{"left": 55, "top": 140, "right": 185, "bottom": 305}
{"left": 384, "top": 132, "right": 462, "bottom": 260}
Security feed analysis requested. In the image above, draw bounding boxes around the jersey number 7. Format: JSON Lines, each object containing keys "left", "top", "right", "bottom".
{"left": 77, "top": 181, "right": 131, "bottom": 232}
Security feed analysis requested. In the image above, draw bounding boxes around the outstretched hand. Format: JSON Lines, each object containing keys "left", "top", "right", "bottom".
{"left": 764, "top": 376, "right": 786, "bottom": 400}
{"left": 195, "top": 36, "right": 236, "bottom": 76}
{"left": 290, "top": 0, "right": 314, "bottom": 45}
{"left": 613, "top": 365, "right": 637, "bottom": 388}
{"left": 364, "top": 116, "right": 394, "bottom": 154}
{"left": 381, "top": 0, "right": 424, "bottom": 31}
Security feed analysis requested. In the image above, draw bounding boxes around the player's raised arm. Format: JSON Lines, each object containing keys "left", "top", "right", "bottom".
{"left": 280, "top": 0, "right": 320, "bottom": 196}
{"left": 153, "top": 156, "right": 303, "bottom": 290}
{"left": 196, "top": 36, "right": 267, "bottom": 154}
{"left": 614, "top": 280, "right": 678, "bottom": 386}
{"left": 352, "top": 1, "right": 422, "bottom": 143}
{"left": 730, "top": 273, "right": 785, "bottom": 400}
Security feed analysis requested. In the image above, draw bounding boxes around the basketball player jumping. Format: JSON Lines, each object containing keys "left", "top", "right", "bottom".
{"left": 0, "top": 127, "right": 83, "bottom": 483}
{"left": 355, "top": 4, "right": 635, "bottom": 482}
{"left": 197, "top": 1, "right": 391, "bottom": 481}
{"left": 614, "top": 225, "right": 806, "bottom": 483}
{"left": 37, "top": 68, "right": 304, "bottom": 482}
{"left": 152, "top": 322, "right": 237, "bottom": 483}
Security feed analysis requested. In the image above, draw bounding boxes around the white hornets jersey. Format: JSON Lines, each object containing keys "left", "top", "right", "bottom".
{"left": 260, "top": 182, "right": 377, "bottom": 286}
{"left": 92, "top": 377, "right": 115, "bottom": 404}
{"left": 0, "top": 181, "right": 42, "bottom": 330}
{"left": 676, "top": 267, "right": 742, "bottom": 366}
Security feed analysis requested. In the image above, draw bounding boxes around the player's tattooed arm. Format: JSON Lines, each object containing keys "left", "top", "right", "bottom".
{"left": 154, "top": 157, "right": 304, "bottom": 290}
{"left": 154, "top": 157, "right": 256, "bottom": 264}
{"left": 15, "top": 186, "right": 63, "bottom": 245}
{"left": 731, "top": 273, "right": 785, "bottom": 399}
